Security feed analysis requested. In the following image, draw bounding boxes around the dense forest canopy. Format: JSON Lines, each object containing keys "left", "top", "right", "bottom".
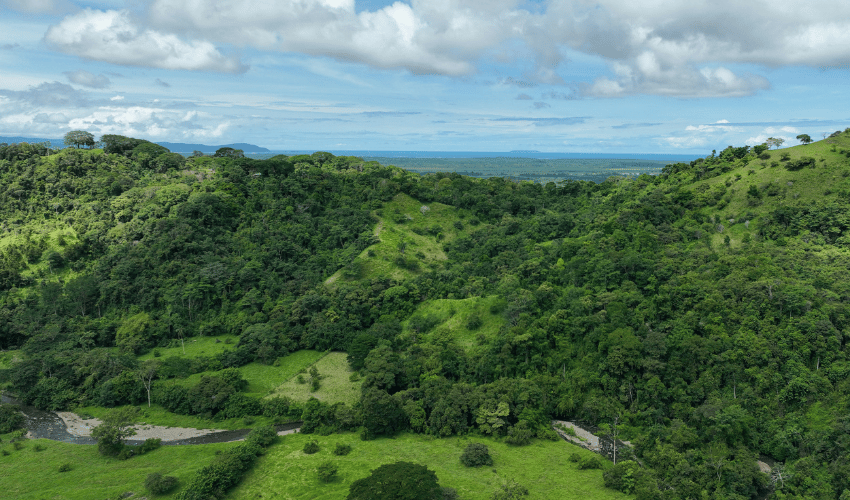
{"left": 1, "top": 131, "right": 850, "bottom": 499}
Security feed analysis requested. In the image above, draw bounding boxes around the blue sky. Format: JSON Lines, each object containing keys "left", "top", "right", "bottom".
{"left": 1, "top": 0, "right": 849, "bottom": 153}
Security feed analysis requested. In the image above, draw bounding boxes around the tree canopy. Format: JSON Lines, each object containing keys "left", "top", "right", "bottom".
{"left": 63, "top": 130, "right": 95, "bottom": 149}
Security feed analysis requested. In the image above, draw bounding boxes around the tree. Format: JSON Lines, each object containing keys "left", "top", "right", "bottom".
{"left": 347, "top": 462, "right": 443, "bottom": 500}
{"left": 136, "top": 360, "right": 160, "bottom": 407}
{"left": 92, "top": 406, "right": 138, "bottom": 456}
{"left": 0, "top": 403, "right": 25, "bottom": 433}
{"left": 460, "top": 443, "right": 493, "bottom": 467}
{"left": 796, "top": 134, "right": 812, "bottom": 144}
{"left": 213, "top": 147, "right": 244, "bottom": 158}
{"left": 765, "top": 137, "right": 785, "bottom": 149}
{"left": 63, "top": 130, "right": 95, "bottom": 149}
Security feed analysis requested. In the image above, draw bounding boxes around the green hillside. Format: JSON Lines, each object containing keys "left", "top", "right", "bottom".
{"left": 2, "top": 132, "right": 850, "bottom": 499}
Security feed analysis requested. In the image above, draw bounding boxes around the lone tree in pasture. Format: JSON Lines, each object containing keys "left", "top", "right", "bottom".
{"left": 64, "top": 130, "right": 95, "bottom": 149}
{"left": 347, "top": 462, "right": 442, "bottom": 500}
{"left": 796, "top": 134, "right": 812, "bottom": 144}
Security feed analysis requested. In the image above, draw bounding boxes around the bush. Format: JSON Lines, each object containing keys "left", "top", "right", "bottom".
{"left": 578, "top": 456, "right": 602, "bottom": 470}
{"left": 442, "top": 486, "right": 459, "bottom": 500}
{"left": 466, "top": 314, "right": 483, "bottom": 330}
{"left": 246, "top": 425, "right": 278, "bottom": 447}
{"left": 333, "top": 442, "right": 352, "bottom": 456}
{"left": 603, "top": 460, "right": 642, "bottom": 494}
{"left": 33, "top": 443, "right": 45, "bottom": 452}
{"left": 505, "top": 421, "right": 533, "bottom": 446}
{"left": 317, "top": 461, "right": 338, "bottom": 482}
{"left": 303, "top": 440, "right": 320, "bottom": 454}
{"left": 460, "top": 443, "right": 493, "bottom": 467}
{"left": 347, "top": 461, "right": 442, "bottom": 500}
{"left": 58, "top": 463, "right": 72, "bottom": 472}
{"left": 568, "top": 452, "right": 582, "bottom": 462}
{"left": 0, "top": 404, "right": 25, "bottom": 433}
{"left": 140, "top": 438, "right": 162, "bottom": 454}
{"left": 492, "top": 479, "right": 529, "bottom": 500}
{"left": 145, "top": 472, "right": 179, "bottom": 494}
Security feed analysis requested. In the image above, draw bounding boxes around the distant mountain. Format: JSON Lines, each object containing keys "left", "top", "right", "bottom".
{"left": 0, "top": 136, "right": 270, "bottom": 153}
{"left": 155, "top": 142, "right": 271, "bottom": 153}
{"left": 0, "top": 136, "right": 64, "bottom": 148}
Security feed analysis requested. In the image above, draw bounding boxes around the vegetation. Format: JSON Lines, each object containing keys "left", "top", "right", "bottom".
{"left": 460, "top": 442, "right": 493, "bottom": 467}
{"left": 347, "top": 461, "right": 444, "bottom": 500}
{"left": 230, "top": 432, "right": 624, "bottom": 500}
{"left": 3, "top": 130, "right": 850, "bottom": 498}
{"left": 0, "top": 437, "right": 234, "bottom": 499}
{"left": 0, "top": 403, "right": 24, "bottom": 433}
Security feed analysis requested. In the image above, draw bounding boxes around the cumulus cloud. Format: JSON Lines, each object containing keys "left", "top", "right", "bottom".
{"left": 64, "top": 70, "right": 111, "bottom": 89}
{"left": 41, "top": 0, "right": 850, "bottom": 97}
{"left": 45, "top": 9, "right": 246, "bottom": 73}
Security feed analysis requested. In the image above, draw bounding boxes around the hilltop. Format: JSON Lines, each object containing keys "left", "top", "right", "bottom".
{"left": 1, "top": 131, "right": 850, "bottom": 499}
{"left": 0, "top": 135, "right": 269, "bottom": 153}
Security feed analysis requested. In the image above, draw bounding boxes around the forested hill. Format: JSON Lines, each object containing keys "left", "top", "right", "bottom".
{"left": 1, "top": 132, "right": 850, "bottom": 499}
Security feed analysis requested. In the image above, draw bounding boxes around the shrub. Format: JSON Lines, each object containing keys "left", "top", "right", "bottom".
{"left": 58, "top": 463, "right": 72, "bottom": 472}
{"left": 347, "top": 462, "right": 442, "bottom": 500}
{"left": 442, "top": 487, "right": 459, "bottom": 500}
{"left": 460, "top": 443, "right": 493, "bottom": 467}
{"left": 466, "top": 314, "right": 483, "bottom": 330}
{"left": 33, "top": 443, "right": 45, "bottom": 452}
{"left": 317, "top": 461, "right": 338, "bottom": 482}
{"left": 603, "top": 460, "right": 642, "bottom": 494}
{"left": 578, "top": 456, "right": 602, "bottom": 469}
{"left": 246, "top": 425, "right": 277, "bottom": 447}
{"left": 505, "top": 421, "right": 533, "bottom": 446}
{"left": 303, "top": 440, "right": 320, "bottom": 454}
{"left": 333, "top": 442, "right": 352, "bottom": 456}
{"left": 145, "top": 472, "right": 179, "bottom": 494}
{"left": 568, "top": 452, "right": 582, "bottom": 462}
{"left": 492, "top": 479, "right": 529, "bottom": 500}
{"left": 139, "top": 438, "right": 162, "bottom": 454}
{"left": 0, "top": 403, "right": 25, "bottom": 433}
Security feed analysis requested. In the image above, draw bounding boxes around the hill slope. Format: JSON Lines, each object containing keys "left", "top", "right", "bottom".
{"left": 1, "top": 132, "right": 850, "bottom": 499}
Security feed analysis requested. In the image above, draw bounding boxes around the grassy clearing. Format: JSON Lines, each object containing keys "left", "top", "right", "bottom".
{"left": 230, "top": 432, "right": 630, "bottom": 500}
{"left": 138, "top": 334, "right": 239, "bottom": 360}
{"left": 327, "top": 192, "right": 472, "bottom": 284}
{"left": 689, "top": 133, "right": 850, "bottom": 248}
{"left": 0, "top": 437, "right": 235, "bottom": 499}
{"left": 404, "top": 296, "right": 506, "bottom": 349}
{"left": 269, "top": 352, "right": 361, "bottom": 406}
{"left": 163, "top": 350, "right": 325, "bottom": 397}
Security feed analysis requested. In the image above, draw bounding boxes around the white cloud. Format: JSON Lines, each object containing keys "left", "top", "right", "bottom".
{"left": 64, "top": 70, "right": 111, "bottom": 89}
{"left": 110, "top": 95, "right": 124, "bottom": 101}
{"left": 45, "top": 9, "right": 246, "bottom": 73}
{"left": 0, "top": 0, "right": 72, "bottom": 14}
{"left": 40, "top": 0, "right": 850, "bottom": 98}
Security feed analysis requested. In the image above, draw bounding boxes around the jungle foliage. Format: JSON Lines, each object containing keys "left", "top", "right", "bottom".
{"left": 2, "top": 132, "right": 850, "bottom": 499}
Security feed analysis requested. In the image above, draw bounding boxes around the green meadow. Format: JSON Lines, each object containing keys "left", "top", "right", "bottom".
{"left": 0, "top": 437, "right": 235, "bottom": 499}
{"left": 230, "top": 432, "right": 631, "bottom": 500}
{"left": 269, "top": 352, "right": 361, "bottom": 406}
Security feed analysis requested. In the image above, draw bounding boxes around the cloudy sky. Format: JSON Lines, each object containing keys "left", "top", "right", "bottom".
{"left": 1, "top": 0, "right": 849, "bottom": 153}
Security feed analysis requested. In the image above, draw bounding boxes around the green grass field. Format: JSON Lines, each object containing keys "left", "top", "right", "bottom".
{"left": 230, "top": 432, "right": 630, "bottom": 500}
{"left": 688, "top": 133, "right": 850, "bottom": 248}
{"left": 326, "top": 193, "right": 471, "bottom": 284}
{"left": 162, "top": 349, "right": 325, "bottom": 397}
{"left": 138, "top": 334, "right": 239, "bottom": 360}
{"left": 404, "top": 296, "right": 506, "bottom": 349}
{"left": 0, "top": 437, "right": 235, "bottom": 499}
{"left": 269, "top": 352, "right": 361, "bottom": 406}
